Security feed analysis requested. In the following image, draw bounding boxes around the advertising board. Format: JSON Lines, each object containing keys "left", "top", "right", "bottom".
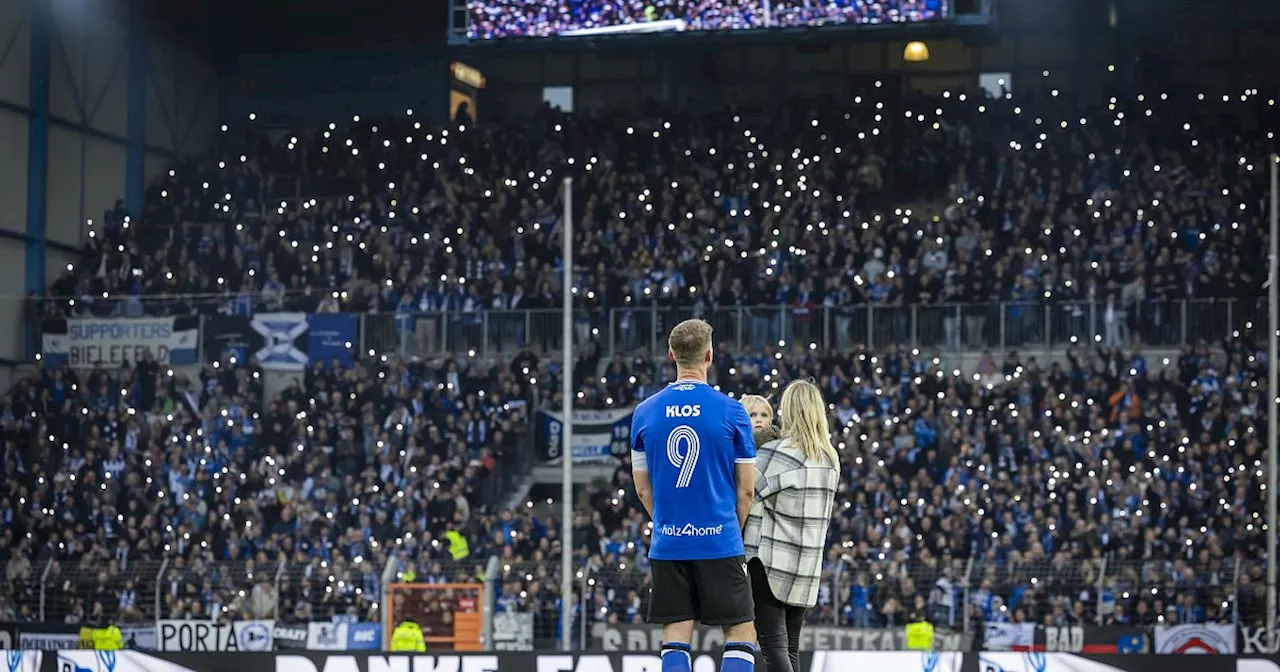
{"left": 0, "top": 647, "right": 1275, "bottom": 672}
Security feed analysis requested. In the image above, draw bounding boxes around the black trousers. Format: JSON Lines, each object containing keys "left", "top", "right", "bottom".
{"left": 748, "top": 558, "right": 806, "bottom": 672}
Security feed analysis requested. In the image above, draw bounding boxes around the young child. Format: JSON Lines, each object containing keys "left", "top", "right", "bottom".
{"left": 741, "top": 394, "right": 780, "bottom": 445}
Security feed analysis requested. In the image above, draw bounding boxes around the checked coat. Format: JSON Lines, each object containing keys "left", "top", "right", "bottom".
{"left": 742, "top": 436, "right": 839, "bottom": 608}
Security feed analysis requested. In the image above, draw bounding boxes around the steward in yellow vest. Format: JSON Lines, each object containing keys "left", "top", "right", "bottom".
{"left": 445, "top": 529, "right": 470, "bottom": 561}
{"left": 390, "top": 619, "right": 427, "bottom": 652}
{"left": 905, "top": 615, "right": 934, "bottom": 651}
{"left": 92, "top": 624, "right": 124, "bottom": 650}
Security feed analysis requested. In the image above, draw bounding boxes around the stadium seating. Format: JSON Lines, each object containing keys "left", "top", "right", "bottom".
{"left": 3, "top": 82, "right": 1276, "bottom": 641}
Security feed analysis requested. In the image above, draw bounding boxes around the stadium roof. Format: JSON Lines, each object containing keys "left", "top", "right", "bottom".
{"left": 146, "top": 0, "right": 447, "bottom": 62}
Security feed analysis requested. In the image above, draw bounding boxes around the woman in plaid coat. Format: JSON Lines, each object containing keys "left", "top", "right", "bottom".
{"left": 742, "top": 382, "right": 840, "bottom": 672}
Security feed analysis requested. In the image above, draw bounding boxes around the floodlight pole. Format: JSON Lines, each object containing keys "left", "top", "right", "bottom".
{"left": 1268, "top": 155, "right": 1278, "bottom": 648}
{"left": 560, "top": 177, "right": 575, "bottom": 652}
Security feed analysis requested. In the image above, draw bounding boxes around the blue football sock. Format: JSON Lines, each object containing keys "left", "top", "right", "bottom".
{"left": 662, "top": 642, "right": 692, "bottom": 672}
{"left": 721, "top": 641, "right": 756, "bottom": 672}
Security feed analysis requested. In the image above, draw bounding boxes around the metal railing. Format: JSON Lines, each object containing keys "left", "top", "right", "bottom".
{"left": 33, "top": 296, "right": 1263, "bottom": 361}
{"left": 0, "top": 551, "right": 480, "bottom": 626}
{"left": 555, "top": 556, "right": 1261, "bottom": 638}
{"left": 359, "top": 298, "right": 1266, "bottom": 361}
{"left": 1, "top": 554, "right": 1264, "bottom": 641}
{"left": 0, "top": 556, "right": 383, "bottom": 624}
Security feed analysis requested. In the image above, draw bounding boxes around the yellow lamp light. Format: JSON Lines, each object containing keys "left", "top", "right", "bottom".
{"left": 904, "top": 41, "right": 930, "bottom": 63}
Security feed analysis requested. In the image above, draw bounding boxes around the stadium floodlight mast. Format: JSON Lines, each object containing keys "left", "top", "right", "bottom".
{"left": 560, "top": 176, "right": 575, "bottom": 652}
{"left": 1269, "top": 155, "right": 1278, "bottom": 648}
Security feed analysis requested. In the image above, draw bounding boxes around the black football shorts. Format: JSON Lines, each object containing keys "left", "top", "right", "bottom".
{"left": 648, "top": 555, "right": 755, "bottom": 627}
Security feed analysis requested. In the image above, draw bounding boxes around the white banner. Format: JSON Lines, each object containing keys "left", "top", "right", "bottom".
{"left": 1, "top": 652, "right": 41, "bottom": 672}
{"left": 493, "top": 611, "right": 534, "bottom": 651}
{"left": 305, "top": 622, "right": 348, "bottom": 651}
{"left": 983, "top": 622, "right": 1038, "bottom": 651}
{"left": 53, "top": 650, "right": 202, "bottom": 672}
{"left": 251, "top": 312, "right": 309, "bottom": 371}
{"left": 591, "top": 623, "right": 963, "bottom": 652}
{"left": 156, "top": 620, "right": 274, "bottom": 652}
{"left": 1153, "top": 623, "right": 1238, "bottom": 654}
{"left": 276, "top": 655, "right": 501, "bottom": 672}
{"left": 270, "top": 652, "right": 962, "bottom": 672}
{"left": 811, "top": 652, "right": 963, "bottom": 672}
{"left": 42, "top": 317, "right": 200, "bottom": 368}
{"left": 977, "top": 652, "right": 1137, "bottom": 672}
{"left": 1241, "top": 626, "right": 1280, "bottom": 654}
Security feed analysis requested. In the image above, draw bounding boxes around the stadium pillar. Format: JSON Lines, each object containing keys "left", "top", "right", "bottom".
{"left": 1268, "top": 156, "right": 1278, "bottom": 644}
{"left": 125, "top": 0, "right": 149, "bottom": 218}
{"left": 23, "top": 0, "right": 51, "bottom": 296}
{"left": 559, "top": 177, "right": 575, "bottom": 651}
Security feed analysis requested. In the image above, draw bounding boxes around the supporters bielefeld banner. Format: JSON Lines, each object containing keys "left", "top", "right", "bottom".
{"left": 156, "top": 620, "right": 275, "bottom": 651}
{"left": 590, "top": 623, "right": 964, "bottom": 652}
{"left": 1153, "top": 623, "right": 1238, "bottom": 654}
{"left": 41, "top": 317, "right": 199, "bottom": 367}
{"left": 202, "top": 313, "right": 356, "bottom": 371}
{"left": 536, "top": 407, "right": 634, "bottom": 463}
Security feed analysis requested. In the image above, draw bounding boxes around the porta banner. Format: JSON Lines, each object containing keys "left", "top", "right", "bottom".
{"left": 156, "top": 620, "right": 275, "bottom": 652}
{"left": 42, "top": 317, "right": 200, "bottom": 367}
{"left": 202, "top": 313, "right": 357, "bottom": 371}
{"left": 535, "top": 407, "right": 634, "bottom": 463}
{"left": 1153, "top": 624, "right": 1238, "bottom": 654}
{"left": 590, "top": 623, "right": 964, "bottom": 652}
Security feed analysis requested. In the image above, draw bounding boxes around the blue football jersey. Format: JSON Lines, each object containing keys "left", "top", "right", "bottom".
{"left": 630, "top": 380, "right": 756, "bottom": 560}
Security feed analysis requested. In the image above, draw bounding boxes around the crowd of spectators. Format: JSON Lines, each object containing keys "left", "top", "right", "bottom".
{"left": 0, "top": 331, "right": 1269, "bottom": 636}
{"left": 478, "top": 337, "right": 1269, "bottom": 642}
{"left": 770, "top": 0, "right": 944, "bottom": 28}
{"left": 465, "top": 0, "right": 944, "bottom": 40}
{"left": 4, "top": 69, "right": 1279, "bottom": 643}
{"left": 0, "top": 349, "right": 533, "bottom": 625}
{"left": 39, "top": 85, "right": 1273, "bottom": 364}
{"left": 467, "top": 0, "right": 759, "bottom": 39}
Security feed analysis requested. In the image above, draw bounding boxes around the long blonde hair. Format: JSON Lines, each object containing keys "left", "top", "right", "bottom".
{"left": 778, "top": 379, "right": 838, "bottom": 466}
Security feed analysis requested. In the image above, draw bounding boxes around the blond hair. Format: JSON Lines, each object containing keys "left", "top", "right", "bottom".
{"left": 668, "top": 319, "right": 713, "bottom": 368}
{"left": 778, "top": 379, "right": 838, "bottom": 466}
{"left": 740, "top": 394, "right": 773, "bottom": 419}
